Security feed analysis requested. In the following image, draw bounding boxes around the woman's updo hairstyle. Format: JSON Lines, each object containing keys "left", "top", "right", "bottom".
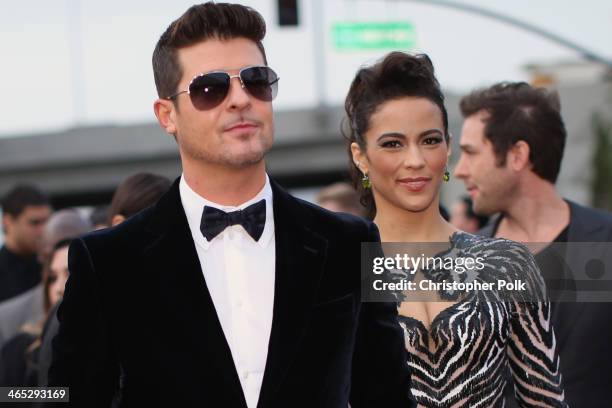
{"left": 342, "top": 52, "right": 448, "bottom": 219}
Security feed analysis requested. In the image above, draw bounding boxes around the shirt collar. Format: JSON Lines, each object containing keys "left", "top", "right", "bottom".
{"left": 179, "top": 173, "right": 274, "bottom": 250}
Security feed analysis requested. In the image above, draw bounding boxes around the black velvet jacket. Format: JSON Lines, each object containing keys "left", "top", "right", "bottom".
{"left": 48, "top": 178, "right": 415, "bottom": 408}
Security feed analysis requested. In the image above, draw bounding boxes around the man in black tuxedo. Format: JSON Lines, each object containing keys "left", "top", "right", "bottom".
{"left": 454, "top": 81, "right": 612, "bottom": 407}
{"left": 48, "top": 3, "right": 414, "bottom": 407}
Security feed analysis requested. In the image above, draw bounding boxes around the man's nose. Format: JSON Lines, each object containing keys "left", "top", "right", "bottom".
{"left": 226, "top": 74, "right": 251, "bottom": 110}
{"left": 454, "top": 154, "right": 468, "bottom": 179}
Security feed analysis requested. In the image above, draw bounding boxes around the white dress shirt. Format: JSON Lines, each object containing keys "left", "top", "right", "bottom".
{"left": 179, "top": 174, "right": 275, "bottom": 408}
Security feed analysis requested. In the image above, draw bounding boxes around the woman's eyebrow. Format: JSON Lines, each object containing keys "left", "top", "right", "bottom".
{"left": 377, "top": 132, "right": 406, "bottom": 142}
{"left": 377, "top": 129, "right": 443, "bottom": 142}
{"left": 418, "top": 129, "right": 444, "bottom": 137}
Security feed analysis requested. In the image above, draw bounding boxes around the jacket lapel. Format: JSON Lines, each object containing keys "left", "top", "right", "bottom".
{"left": 142, "top": 179, "right": 248, "bottom": 408}
{"left": 566, "top": 200, "right": 609, "bottom": 242}
{"left": 256, "top": 180, "right": 329, "bottom": 408}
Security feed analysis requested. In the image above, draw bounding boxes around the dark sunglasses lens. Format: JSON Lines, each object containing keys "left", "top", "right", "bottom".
{"left": 241, "top": 67, "right": 279, "bottom": 102}
{"left": 189, "top": 72, "right": 230, "bottom": 110}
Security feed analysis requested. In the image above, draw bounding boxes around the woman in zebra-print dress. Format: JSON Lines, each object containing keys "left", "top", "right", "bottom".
{"left": 345, "top": 51, "right": 566, "bottom": 407}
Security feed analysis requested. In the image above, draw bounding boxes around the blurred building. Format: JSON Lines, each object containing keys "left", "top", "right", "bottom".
{"left": 526, "top": 60, "right": 611, "bottom": 87}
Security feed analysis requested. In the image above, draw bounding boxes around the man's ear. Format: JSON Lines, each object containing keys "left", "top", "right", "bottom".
{"left": 2, "top": 213, "right": 15, "bottom": 235}
{"left": 509, "top": 140, "right": 531, "bottom": 171}
{"left": 154, "top": 99, "right": 178, "bottom": 136}
{"left": 351, "top": 142, "right": 368, "bottom": 174}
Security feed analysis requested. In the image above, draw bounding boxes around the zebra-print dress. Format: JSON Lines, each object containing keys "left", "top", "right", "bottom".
{"left": 397, "top": 232, "right": 567, "bottom": 407}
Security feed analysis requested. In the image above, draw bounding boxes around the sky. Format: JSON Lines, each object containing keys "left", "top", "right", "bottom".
{"left": 1, "top": 0, "right": 610, "bottom": 137}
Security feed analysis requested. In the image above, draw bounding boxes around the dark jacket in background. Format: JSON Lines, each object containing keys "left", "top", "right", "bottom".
{"left": 0, "top": 246, "right": 41, "bottom": 303}
{"left": 479, "top": 200, "right": 612, "bottom": 408}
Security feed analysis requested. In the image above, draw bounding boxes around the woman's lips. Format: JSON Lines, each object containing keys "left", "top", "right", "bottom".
{"left": 397, "top": 177, "right": 431, "bottom": 192}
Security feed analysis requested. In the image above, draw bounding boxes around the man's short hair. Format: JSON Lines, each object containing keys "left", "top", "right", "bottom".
{"left": 1, "top": 184, "right": 50, "bottom": 217}
{"left": 460, "top": 82, "right": 567, "bottom": 183}
{"left": 152, "top": 2, "right": 268, "bottom": 100}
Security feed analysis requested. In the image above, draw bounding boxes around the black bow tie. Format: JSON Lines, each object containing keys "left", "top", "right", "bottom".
{"left": 200, "top": 199, "right": 266, "bottom": 242}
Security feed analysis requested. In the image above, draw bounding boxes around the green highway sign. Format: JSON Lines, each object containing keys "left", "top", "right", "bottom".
{"left": 332, "top": 22, "right": 416, "bottom": 50}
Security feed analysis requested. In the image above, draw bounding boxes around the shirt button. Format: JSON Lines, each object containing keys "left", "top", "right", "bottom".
{"left": 242, "top": 371, "right": 249, "bottom": 380}
{"left": 236, "top": 300, "right": 243, "bottom": 309}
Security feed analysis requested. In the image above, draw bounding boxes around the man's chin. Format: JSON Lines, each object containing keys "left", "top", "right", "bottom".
{"left": 220, "top": 149, "right": 268, "bottom": 168}
{"left": 473, "top": 201, "right": 496, "bottom": 217}
{"left": 228, "top": 156, "right": 265, "bottom": 169}
{"left": 182, "top": 144, "right": 269, "bottom": 168}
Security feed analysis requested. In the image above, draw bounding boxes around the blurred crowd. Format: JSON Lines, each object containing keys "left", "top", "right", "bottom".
{"left": 0, "top": 173, "right": 171, "bottom": 387}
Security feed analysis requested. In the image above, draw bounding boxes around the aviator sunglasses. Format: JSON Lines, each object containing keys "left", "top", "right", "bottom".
{"left": 166, "top": 65, "right": 279, "bottom": 110}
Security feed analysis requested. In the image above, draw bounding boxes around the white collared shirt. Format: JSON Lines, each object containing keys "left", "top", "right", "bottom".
{"left": 179, "top": 174, "right": 275, "bottom": 408}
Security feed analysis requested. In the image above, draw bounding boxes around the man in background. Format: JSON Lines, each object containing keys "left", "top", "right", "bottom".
{"left": 0, "top": 185, "right": 51, "bottom": 303}
{"left": 454, "top": 81, "right": 612, "bottom": 407}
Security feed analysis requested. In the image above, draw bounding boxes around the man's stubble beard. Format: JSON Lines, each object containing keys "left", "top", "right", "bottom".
{"left": 474, "top": 178, "right": 517, "bottom": 216}
{"left": 179, "top": 133, "right": 273, "bottom": 169}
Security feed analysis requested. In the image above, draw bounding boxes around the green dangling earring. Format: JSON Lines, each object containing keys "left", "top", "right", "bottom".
{"left": 361, "top": 173, "right": 371, "bottom": 189}
{"left": 443, "top": 166, "right": 450, "bottom": 182}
